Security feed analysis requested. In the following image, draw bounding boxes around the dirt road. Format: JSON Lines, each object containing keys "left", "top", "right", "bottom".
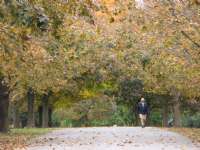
{"left": 25, "top": 127, "right": 200, "bottom": 150}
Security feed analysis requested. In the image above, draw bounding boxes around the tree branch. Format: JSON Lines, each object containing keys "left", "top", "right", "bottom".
{"left": 181, "top": 31, "right": 200, "bottom": 48}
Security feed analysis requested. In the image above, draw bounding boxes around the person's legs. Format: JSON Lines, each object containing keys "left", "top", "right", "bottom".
{"left": 139, "top": 114, "right": 147, "bottom": 128}
{"left": 139, "top": 114, "right": 144, "bottom": 127}
{"left": 141, "top": 118, "right": 144, "bottom": 127}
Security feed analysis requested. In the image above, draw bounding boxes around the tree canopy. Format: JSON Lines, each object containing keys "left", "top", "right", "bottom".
{"left": 0, "top": 0, "right": 200, "bottom": 131}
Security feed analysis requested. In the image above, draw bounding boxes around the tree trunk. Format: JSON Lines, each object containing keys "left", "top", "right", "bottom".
{"left": 134, "top": 102, "right": 139, "bottom": 126}
{"left": 38, "top": 106, "right": 43, "bottom": 127}
{"left": 0, "top": 79, "right": 9, "bottom": 133}
{"left": 48, "top": 108, "right": 52, "bottom": 127}
{"left": 162, "top": 100, "right": 168, "bottom": 127}
{"left": 42, "top": 94, "right": 49, "bottom": 128}
{"left": 27, "top": 88, "right": 35, "bottom": 128}
{"left": 173, "top": 92, "right": 181, "bottom": 127}
{"left": 13, "top": 102, "right": 20, "bottom": 128}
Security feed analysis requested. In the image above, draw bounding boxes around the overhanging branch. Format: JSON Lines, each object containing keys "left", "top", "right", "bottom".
{"left": 181, "top": 31, "right": 200, "bottom": 48}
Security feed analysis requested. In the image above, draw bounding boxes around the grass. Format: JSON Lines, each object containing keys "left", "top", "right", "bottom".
{"left": 0, "top": 128, "right": 55, "bottom": 150}
{"left": 11, "top": 128, "right": 54, "bottom": 135}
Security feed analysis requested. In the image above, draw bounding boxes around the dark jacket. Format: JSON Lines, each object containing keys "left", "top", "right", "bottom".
{"left": 137, "top": 102, "right": 149, "bottom": 115}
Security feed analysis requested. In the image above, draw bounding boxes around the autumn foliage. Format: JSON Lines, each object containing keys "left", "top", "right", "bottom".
{"left": 0, "top": 0, "right": 200, "bottom": 133}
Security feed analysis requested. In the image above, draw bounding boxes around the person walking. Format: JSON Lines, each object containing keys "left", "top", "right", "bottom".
{"left": 137, "top": 97, "right": 149, "bottom": 128}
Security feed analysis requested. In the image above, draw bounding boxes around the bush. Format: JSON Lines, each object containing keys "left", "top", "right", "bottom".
{"left": 60, "top": 119, "right": 73, "bottom": 127}
{"left": 110, "top": 105, "right": 134, "bottom": 126}
{"left": 149, "top": 111, "right": 162, "bottom": 126}
{"left": 182, "top": 112, "right": 200, "bottom": 128}
{"left": 51, "top": 112, "right": 61, "bottom": 127}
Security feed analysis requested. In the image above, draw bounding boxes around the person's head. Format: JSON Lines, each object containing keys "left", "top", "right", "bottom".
{"left": 141, "top": 97, "right": 145, "bottom": 102}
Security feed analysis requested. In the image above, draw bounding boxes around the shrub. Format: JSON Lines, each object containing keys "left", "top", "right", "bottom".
{"left": 110, "top": 105, "right": 134, "bottom": 126}
{"left": 149, "top": 111, "right": 162, "bottom": 126}
{"left": 182, "top": 112, "right": 200, "bottom": 128}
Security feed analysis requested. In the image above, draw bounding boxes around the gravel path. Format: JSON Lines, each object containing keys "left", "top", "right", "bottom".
{"left": 25, "top": 127, "right": 200, "bottom": 150}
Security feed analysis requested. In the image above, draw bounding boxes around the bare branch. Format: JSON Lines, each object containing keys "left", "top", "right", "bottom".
{"left": 181, "top": 31, "right": 200, "bottom": 48}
